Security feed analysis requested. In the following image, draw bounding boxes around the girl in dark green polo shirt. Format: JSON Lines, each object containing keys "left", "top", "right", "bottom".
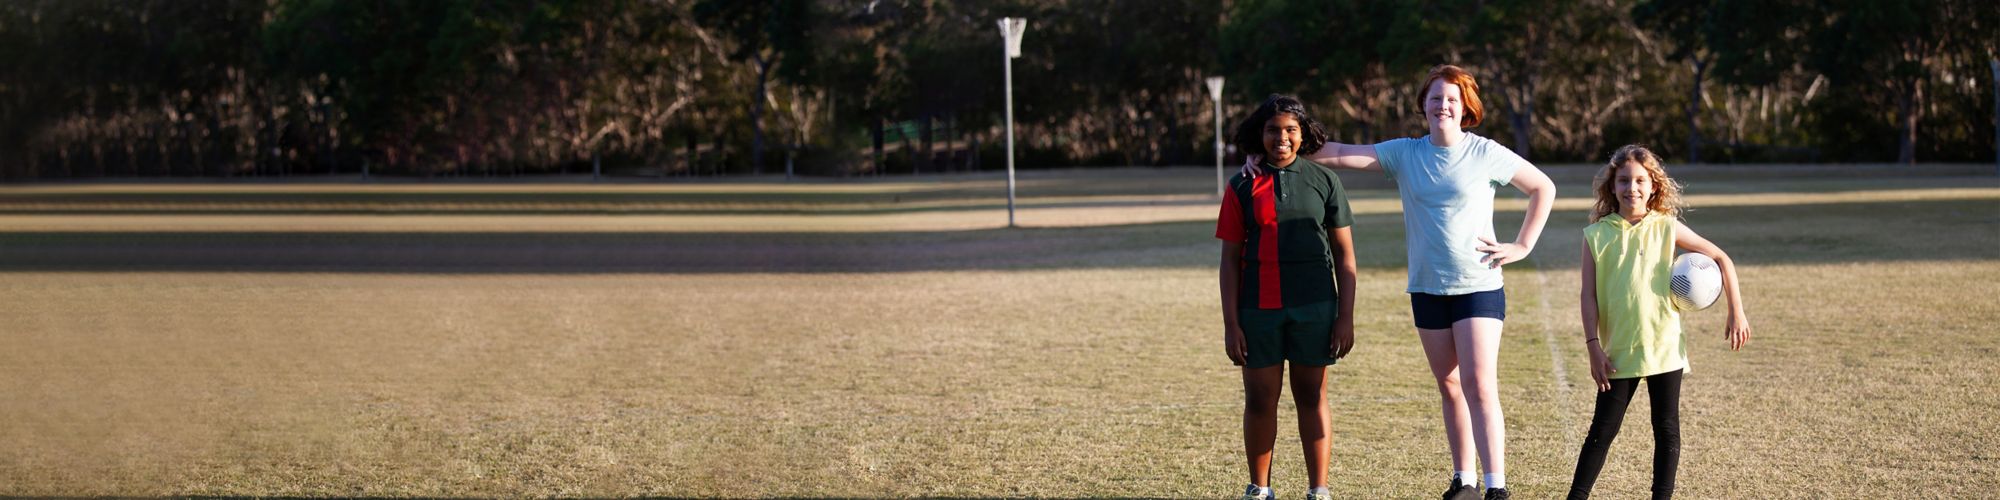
{"left": 1216, "top": 94, "right": 1356, "bottom": 500}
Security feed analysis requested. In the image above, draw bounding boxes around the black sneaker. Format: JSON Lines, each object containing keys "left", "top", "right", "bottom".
{"left": 1483, "top": 487, "right": 1510, "bottom": 500}
{"left": 1443, "top": 482, "right": 1479, "bottom": 500}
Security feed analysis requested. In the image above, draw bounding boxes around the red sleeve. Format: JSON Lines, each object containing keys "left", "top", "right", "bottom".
{"left": 1215, "top": 186, "right": 1244, "bottom": 241}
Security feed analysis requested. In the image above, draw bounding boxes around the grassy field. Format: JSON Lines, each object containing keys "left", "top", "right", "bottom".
{"left": 0, "top": 166, "right": 1995, "bottom": 498}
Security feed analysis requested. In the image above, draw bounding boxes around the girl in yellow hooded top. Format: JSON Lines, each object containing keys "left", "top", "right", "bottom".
{"left": 1568, "top": 144, "right": 1752, "bottom": 500}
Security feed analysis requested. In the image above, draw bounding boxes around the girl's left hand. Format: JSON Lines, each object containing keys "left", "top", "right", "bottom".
{"left": 1724, "top": 313, "right": 1751, "bottom": 351}
{"left": 1328, "top": 319, "right": 1354, "bottom": 360}
{"left": 1475, "top": 236, "right": 1530, "bottom": 268}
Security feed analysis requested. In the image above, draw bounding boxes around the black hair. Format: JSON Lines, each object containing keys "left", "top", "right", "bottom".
{"left": 1231, "top": 94, "right": 1330, "bottom": 160}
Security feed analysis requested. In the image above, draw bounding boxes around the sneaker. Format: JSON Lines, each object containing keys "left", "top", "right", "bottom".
{"left": 1304, "top": 489, "right": 1331, "bottom": 500}
{"left": 1483, "top": 487, "right": 1510, "bottom": 500}
{"left": 1241, "top": 484, "right": 1274, "bottom": 500}
{"left": 1443, "top": 482, "right": 1479, "bottom": 500}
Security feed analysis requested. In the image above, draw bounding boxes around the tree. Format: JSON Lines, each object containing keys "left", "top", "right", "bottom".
{"left": 1807, "top": 0, "right": 1992, "bottom": 164}
{"left": 1465, "top": 0, "right": 1577, "bottom": 160}
{"left": 693, "top": 0, "right": 816, "bottom": 175}
{"left": 1222, "top": 0, "right": 1428, "bottom": 146}
{"left": 1632, "top": 0, "right": 1724, "bottom": 163}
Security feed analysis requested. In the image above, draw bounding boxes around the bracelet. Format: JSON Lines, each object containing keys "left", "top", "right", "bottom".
{"left": 1585, "top": 337, "right": 1599, "bottom": 344}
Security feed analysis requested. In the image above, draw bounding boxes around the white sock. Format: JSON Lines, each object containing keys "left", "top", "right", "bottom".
{"left": 1454, "top": 471, "right": 1476, "bottom": 487}
{"left": 1309, "top": 486, "right": 1329, "bottom": 496}
{"left": 1484, "top": 472, "right": 1506, "bottom": 489}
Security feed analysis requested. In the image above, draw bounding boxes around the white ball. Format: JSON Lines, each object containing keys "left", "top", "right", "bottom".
{"left": 1670, "top": 252, "right": 1723, "bottom": 311}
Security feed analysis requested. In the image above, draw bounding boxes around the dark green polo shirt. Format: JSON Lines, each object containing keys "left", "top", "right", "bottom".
{"left": 1214, "top": 158, "right": 1354, "bottom": 309}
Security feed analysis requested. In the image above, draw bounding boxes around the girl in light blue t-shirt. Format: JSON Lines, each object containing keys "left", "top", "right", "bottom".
{"left": 1243, "top": 65, "right": 1555, "bottom": 500}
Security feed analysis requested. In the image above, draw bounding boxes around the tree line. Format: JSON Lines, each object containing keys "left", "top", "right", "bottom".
{"left": 0, "top": 0, "right": 1994, "bottom": 180}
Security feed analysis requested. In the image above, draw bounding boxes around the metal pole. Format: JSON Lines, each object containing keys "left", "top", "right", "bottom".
{"left": 1991, "top": 59, "right": 1998, "bottom": 176}
{"left": 1206, "top": 76, "right": 1225, "bottom": 197}
{"left": 1005, "top": 47, "right": 1016, "bottom": 228}
{"left": 1000, "top": 18, "right": 1026, "bottom": 228}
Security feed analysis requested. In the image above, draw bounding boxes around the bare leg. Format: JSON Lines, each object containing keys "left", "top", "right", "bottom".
{"left": 1291, "top": 364, "right": 1331, "bottom": 489}
{"left": 1419, "top": 328, "right": 1477, "bottom": 472}
{"left": 1454, "top": 317, "right": 1507, "bottom": 478}
{"left": 1244, "top": 364, "right": 1286, "bottom": 487}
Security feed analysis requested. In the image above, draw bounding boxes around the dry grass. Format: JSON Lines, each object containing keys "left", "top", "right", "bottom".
{"left": 0, "top": 166, "right": 1995, "bottom": 498}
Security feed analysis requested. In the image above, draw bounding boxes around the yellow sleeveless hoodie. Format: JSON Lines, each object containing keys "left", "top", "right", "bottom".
{"left": 1584, "top": 212, "right": 1686, "bottom": 378}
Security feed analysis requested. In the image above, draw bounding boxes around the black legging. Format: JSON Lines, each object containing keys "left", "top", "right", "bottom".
{"left": 1567, "top": 368, "right": 1683, "bottom": 500}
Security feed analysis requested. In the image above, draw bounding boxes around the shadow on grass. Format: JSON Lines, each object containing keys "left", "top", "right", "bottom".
{"left": 0, "top": 195, "right": 1237, "bottom": 217}
{"left": 0, "top": 198, "right": 1989, "bottom": 274}
{"left": 0, "top": 178, "right": 1184, "bottom": 211}
{"left": 0, "top": 187, "right": 1402, "bottom": 217}
{"left": 0, "top": 498, "right": 1182, "bottom": 500}
{"left": 0, "top": 221, "right": 1243, "bottom": 274}
{"left": 1524, "top": 196, "right": 1999, "bottom": 269}
{"left": 0, "top": 212, "right": 1419, "bottom": 273}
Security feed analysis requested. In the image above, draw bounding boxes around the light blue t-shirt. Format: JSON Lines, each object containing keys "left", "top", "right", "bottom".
{"left": 1375, "top": 133, "right": 1529, "bottom": 295}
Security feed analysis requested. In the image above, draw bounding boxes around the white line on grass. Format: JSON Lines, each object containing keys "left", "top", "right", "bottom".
{"left": 1531, "top": 255, "right": 1578, "bottom": 444}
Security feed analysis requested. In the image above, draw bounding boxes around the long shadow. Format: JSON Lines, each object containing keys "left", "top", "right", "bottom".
{"left": 1520, "top": 197, "right": 1999, "bottom": 269}
{"left": 1, "top": 497, "right": 1170, "bottom": 500}
{"left": 0, "top": 198, "right": 1989, "bottom": 274}
{"left": 0, "top": 195, "right": 1241, "bottom": 217}
{"left": 0, "top": 190, "right": 1408, "bottom": 216}
{"left": 0, "top": 212, "right": 1411, "bottom": 274}
{"left": 0, "top": 183, "right": 1233, "bottom": 208}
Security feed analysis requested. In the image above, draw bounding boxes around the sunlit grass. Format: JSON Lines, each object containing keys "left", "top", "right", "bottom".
{"left": 0, "top": 166, "right": 1995, "bottom": 497}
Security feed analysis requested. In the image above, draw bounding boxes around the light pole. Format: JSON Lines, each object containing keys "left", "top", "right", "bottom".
{"left": 1205, "top": 76, "right": 1226, "bottom": 197}
{"left": 999, "top": 17, "right": 1027, "bottom": 228}
{"left": 1991, "top": 58, "right": 1998, "bottom": 176}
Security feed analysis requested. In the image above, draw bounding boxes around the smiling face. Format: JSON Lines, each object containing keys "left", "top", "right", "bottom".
{"left": 1612, "top": 160, "right": 1654, "bottom": 219}
{"left": 1424, "top": 79, "right": 1465, "bottom": 133}
{"left": 1262, "top": 113, "right": 1303, "bottom": 166}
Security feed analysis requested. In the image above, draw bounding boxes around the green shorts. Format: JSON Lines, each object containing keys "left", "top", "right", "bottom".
{"left": 1238, "top": 300, "right": 1338, "bottom": 369}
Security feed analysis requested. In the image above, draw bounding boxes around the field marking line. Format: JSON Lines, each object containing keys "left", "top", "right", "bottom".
{"left": 1530, "top": 253, "right": 1578, "bottom": 444}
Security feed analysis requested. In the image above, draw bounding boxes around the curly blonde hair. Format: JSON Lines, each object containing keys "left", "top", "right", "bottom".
{"left": 1591, "top": 144, "right": 1683, "bottom": 222}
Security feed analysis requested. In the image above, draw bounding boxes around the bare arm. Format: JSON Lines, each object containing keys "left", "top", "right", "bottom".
{"left": 1303, "top": 142, "right": 1383, "bottom": 172}
{"left": 1581, "top": 239, "right": 1612, "bottom": 391}
{"left": 1328, "top": 226, "right": 1357, "bottom": 359}
{"left": 1476, "top": 163, "right": 1557, "bottom": 267}
{"left": 1220, "top": 241, "right": 1247, "bottom": 365}
{"left": 1241, "top": 142, "right": 1382, "bottom": 178}
{"left": 1673, "top": 220, "right": 1751, "bottom": 350}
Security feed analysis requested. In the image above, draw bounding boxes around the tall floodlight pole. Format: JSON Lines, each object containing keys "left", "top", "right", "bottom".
{"left": 999, "top": 18, "right": 1027, "bottom": 228}
{"left": 1205, "top": 76, "right": 1226, "bottom": 197}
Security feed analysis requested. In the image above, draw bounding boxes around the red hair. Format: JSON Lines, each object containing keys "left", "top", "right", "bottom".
{"left": 1420, "top": 65, "right": 1484, "bottom": 128}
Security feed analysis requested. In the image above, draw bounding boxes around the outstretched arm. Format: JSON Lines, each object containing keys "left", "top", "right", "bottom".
{"left": 1240, "top": 142, "right": 1382, "bottom": 178}
{"left": 1476, "top": 164, "right": 1556, "bottom": 268}
{"left": 1673, "top": 221, "right": 1750, "bottom": 350}
{"left": 1303, "top": 142, "right": 1382, "bottom": 171}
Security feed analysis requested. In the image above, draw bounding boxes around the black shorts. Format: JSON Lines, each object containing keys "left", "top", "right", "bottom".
{"left": 1409, "top": 288, "right": 1506, "bottom": 330}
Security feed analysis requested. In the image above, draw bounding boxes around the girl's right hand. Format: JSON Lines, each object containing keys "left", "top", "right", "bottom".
{"left": 1238, "top": 154, "right": 1261, "bottom": 178}
{"left": 1225, "top": 325, "right": 1247, "bottom": 366}
{"left": 1586, "top": 341, "right": 1614, "bottom": 392}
